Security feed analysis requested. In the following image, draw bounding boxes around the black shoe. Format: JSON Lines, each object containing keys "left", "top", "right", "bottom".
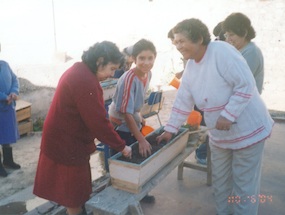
{"left": 3, "top": 161, "right": 21, "bottom": 169}
{"left": 0, "top": 167, "right": 8, "bottom": 177}
{"left": 2, "top": 146, "right": 21, "bottom": 169}
{"left": 141, "top": 195, "right": 155, "bottom": 204}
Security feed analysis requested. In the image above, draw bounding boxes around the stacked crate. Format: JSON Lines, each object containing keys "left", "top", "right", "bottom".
{"left": 15, "top": 100, "right": 33, "bottom": 136}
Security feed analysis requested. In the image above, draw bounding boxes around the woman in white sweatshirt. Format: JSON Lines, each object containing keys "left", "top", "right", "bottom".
{"left": 157, "top": 18, "right": 274, "bottom": 215}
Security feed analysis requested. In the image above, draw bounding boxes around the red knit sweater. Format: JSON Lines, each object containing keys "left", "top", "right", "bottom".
{"left": 41, "top": 62, "right": 125, "bottom": 165}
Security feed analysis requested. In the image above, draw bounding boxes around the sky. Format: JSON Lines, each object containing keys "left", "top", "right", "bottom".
{"left": 0, "top": 0, "right": 222, "bottom": 86}
{"left": 0, "top": 0, "right": 228, "bottom": 63}
{"left": 0, "top": 0, "right": 280, "bottom": 87}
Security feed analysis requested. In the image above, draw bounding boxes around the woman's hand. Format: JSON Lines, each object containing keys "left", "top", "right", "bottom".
{"left": 10, "top": 93, "right": 18, "bottom": 100}
{"left": 156, "top": 131, "right": 173, "bottom": 144}
{"left": 6, "top": 95, "right": 13, "bottom": 105}
{"left": 6, "top": 93, "right": 18, "bottom": 105}
{"left": 121, "top": 146, "right": 132, "bottom": 159}
{"left": 216, "top": 116, "right": 234, "bottom": 131}
{"left": 138, "top": 139, "right": 152, "bottom": 158}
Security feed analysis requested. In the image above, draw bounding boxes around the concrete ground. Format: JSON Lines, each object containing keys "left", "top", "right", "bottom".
{"left": 140, "top": 120, "right": 285, "bottom": 215}
{"left": 0, "top": 121, "right": 284, "bottom": 215}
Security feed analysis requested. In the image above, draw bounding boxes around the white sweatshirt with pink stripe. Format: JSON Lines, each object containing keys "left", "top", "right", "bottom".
{"left": 165, "top": 41, "right": 274, "bottom": 149}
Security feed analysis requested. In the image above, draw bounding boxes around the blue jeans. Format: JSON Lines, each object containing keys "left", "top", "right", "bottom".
{"left": 195, "top": 136, "right": 208, "bottom": 159}
{"left": 110, "top": 130, "right": 137, "bottom": 156}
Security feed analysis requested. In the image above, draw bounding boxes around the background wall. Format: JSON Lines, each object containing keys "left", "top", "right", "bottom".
{"left": 0, "top": 0, "right": 284, "bottom": 110}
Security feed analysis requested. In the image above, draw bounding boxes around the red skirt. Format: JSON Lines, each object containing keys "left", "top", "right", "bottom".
{"left": 33, "top": 152, "right": 92, "bottom": 207}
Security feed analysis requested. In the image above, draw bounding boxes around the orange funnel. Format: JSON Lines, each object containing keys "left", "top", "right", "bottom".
{"left": 169, "top": 76, "right": 180, "bottom": 89}
{"left": 141, "top": 125, "right": 155, "bottom": 136}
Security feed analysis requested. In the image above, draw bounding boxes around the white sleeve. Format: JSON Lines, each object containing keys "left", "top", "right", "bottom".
{"left": 164, "top": 64, "right": 195, "bottom": 133}
{"left": 219, "top": 51, "right": 256, "bottom": 122}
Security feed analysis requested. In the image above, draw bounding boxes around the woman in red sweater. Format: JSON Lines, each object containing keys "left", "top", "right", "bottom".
{"left": 33, "top": 41, "right": 131, "bottom": 215}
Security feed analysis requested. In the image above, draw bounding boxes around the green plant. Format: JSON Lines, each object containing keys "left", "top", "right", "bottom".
{"left": 33, "top": 117, "right": 45, "bottom": 131}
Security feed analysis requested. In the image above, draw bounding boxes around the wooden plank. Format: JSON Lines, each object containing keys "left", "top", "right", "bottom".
{"left": 109, "top": 128, "right": 189, "bottom": 194}
{"left": 177, "top": 140, "right": 212, "bottom": 186}
{"left": 111, "top": 177, "right": 141, "bottom": 193}
{"left": 18, "top": 120, "right": 33, "bottom": 135}
{"left": 15, "top": 100, "right": 31, "bottom": 111}
{"left": 110, "top": 164, "right": 140, "bottom": 185}
{"left": 16, "top": 100, "right": 32, "bottom": 122}
{"left": 182, "top": 162, "right": 208, "bottom": 172}
{"left": 16, "top": 106, "right": 31, "bottom": 122}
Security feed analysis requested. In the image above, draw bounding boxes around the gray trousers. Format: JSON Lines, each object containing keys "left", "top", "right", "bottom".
{"left": 210, "top": 140, "right": 265, "bottom": 215}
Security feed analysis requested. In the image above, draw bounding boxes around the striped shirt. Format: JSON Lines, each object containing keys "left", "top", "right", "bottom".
{"left": 108, "top": 69, "right": 151, "bottom": 132}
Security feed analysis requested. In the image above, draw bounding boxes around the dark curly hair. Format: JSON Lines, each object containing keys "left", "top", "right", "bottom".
{"left": 172, "top": 18, "right": 211, "bottom": 45}
{"left": 213, "top": 21, "right": 226, "bottom": 41}
{"left": 167, "top": 28, "right": 174, "bottom": 40}
{"left": 132, "top": 39, "right": 157, "bottom": 59}
{"left": 222, "top": 12, "right": 256, "bottom": 41}
{"left": 81, "top": 41, "right": 124, "bottom": 74}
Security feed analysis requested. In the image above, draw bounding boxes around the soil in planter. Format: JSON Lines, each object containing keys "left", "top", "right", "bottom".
{"left": 117, "top": 129, "right": 184, "bottom": 164}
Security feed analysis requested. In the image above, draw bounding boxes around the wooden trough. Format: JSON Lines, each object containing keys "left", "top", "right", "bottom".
{"left": 100, "top": 78, "right": 117, "bottom": 101}
{"left": 108, "top": 127, "right": 189, "bottom": 193}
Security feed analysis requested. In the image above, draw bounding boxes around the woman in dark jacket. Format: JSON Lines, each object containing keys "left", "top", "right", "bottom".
{"left": 33, "top": 41, "right": 132, "bottom": 215}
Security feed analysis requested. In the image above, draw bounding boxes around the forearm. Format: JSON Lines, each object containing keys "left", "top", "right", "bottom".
{"left": 124, "top": 113, "right": 145, "bottom": 142}
{"left": 124, "top": 113, "right": 152, "bottom": 157}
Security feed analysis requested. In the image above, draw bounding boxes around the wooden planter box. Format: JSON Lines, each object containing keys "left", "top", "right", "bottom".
{"left": 18, "top": 120, "right": 33, "bottom": 136}
{"left": 109, "top": 127, "right": 189, "bottom": 193}
{"left": 16, "top": 100, "right": 33, "bottom": 135}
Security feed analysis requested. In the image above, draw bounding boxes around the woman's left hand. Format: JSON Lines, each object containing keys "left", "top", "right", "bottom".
{"left": 6, "top": 95, "right": 13, "bottom": 105}
{"left": 10, "top": 93, "right": 18, "bottom": 100}
{"left": 156, "top": 131, "right": 173, "bottom": 144}
{"left": 216, "top": 116, "right": 234, "bottom": 131}
{"left": 121, "top": 146, "right": 132, "bottom": 159}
